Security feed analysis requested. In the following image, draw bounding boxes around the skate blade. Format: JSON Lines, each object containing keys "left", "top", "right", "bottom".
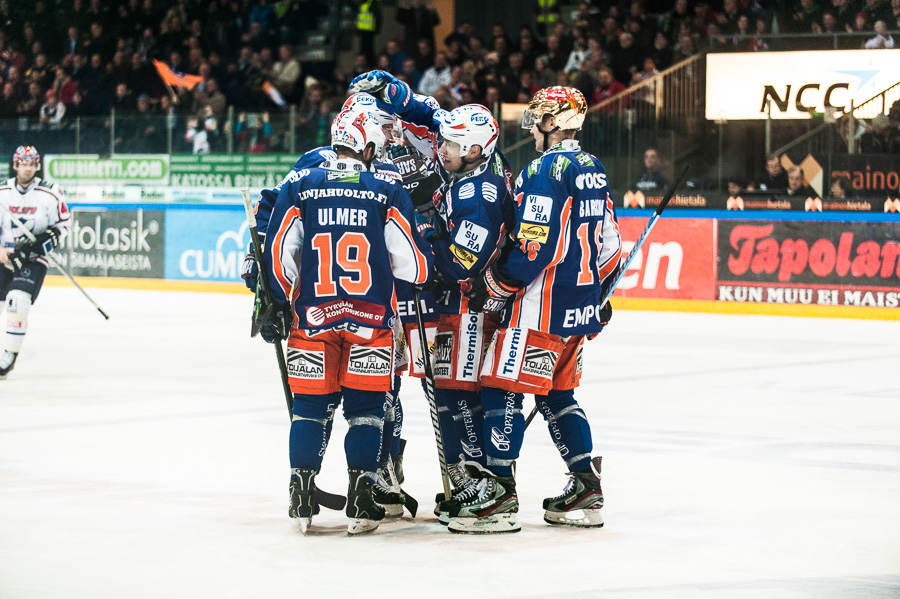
{"left": 381, "top": 503, "right": 404, "bottom": 518}
{"left": 297, "top": 518, "right": 312, "bottom": 535}
{"left": 543, "top": 508, "right": 604, "bottom": 528}
{"left": 448, "top": 513, "right": 520, "bottom": 534}
{"left": 347, "top": 518, "right": 381, "bottom": 535}
{"left": 438, "top": 511, "right": 449, "bottom": 526}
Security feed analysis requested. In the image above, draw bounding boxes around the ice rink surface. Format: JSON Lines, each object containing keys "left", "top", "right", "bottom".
{"left": 1, "top": 287, "right": 898, "bottom": 599}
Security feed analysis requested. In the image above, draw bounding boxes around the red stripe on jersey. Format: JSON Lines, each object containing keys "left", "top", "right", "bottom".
{"left": 386, "top": 206, "right": 429, "bottom": 284}
{"left": 538, "top": 197, "right": 572, "bottom": 331}
{"left": 272, "top": 205, "right": 303, "bottom": 301}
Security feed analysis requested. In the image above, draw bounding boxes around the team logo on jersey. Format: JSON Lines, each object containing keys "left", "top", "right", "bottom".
{"left": 457, "top": 182, "right": 475, "bottom": 200}
{"left": 523, "top": 194, "right": 552, "bottom": 224}
{"left": 575, "top": 172, "right": 608, "bottom": 190}
{"left": 433, "top": 332, "right": 453, "bottom": 379}
{"left": 482, "top": 183, "right": 497, "bottom": 203}
{"left": 347, "top": 346, "right": 392, "bottom": 376}
{"left": 527, "top": 159, "right": 541, "bottom": 177}
{"left": 454, "top": 220, "right": 488, "bottom": 253}
{"left": 521, "top": 347, "right": 559, "bottom": 380}
{"left": 517, "top": 223, "right": 549, "bottom": 244}
{"left": 450, "top": 243, "right": 477, "bottom": 269}
{"left": 373, "top": 172, "right": 398, "bottom": 184}
{"left": 286, "top": 348, "right": 325, "bottom": 380}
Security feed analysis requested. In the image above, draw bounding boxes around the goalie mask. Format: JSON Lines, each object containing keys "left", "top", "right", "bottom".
{"left": 331, "top": 109, "right": 386, "bottom": 161}
{"left": 521, "top": 87, "right": 587, "bottom": 131}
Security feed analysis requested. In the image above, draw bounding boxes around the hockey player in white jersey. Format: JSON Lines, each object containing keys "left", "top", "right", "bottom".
{"left": 0, "top": 146, "right": 71, "bottom": 378}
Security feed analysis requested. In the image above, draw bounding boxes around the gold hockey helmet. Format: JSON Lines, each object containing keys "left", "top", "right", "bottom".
{"left": 521, "top": 86, "right": 587, "bottom": 131}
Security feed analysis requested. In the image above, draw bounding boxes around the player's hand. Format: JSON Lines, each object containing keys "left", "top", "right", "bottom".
{"left": 599, "top": 301, "right": 612, "bottom": 328}
{"left": 414, "top": 212, "right": 438, "bottom": 242}
{"left": 260, "top": 303, "right": 292, "bottom": 343}
{"left": 466, "top": 262, "right": 519, "bottom": 313}
{"left": 240, "top": 251, "right": 258, "bottom": 291}
{"left": 349, "top": 70, "right": 411, "bottom": 114}
{"left": 5, "top": 249, "right": 28, "bottom": 272}
{"left": 28, "top": 227, "right": 62, "bottom": 256}
{"left": 416, "top": 266, "right": 443, "bottom": 292}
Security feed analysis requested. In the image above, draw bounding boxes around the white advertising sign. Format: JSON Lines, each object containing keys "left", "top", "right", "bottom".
{"left": 705, "top": 50, "right": 900, "bottom": 120}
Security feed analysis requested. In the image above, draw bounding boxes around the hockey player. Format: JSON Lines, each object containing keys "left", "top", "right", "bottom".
{"left": 0, "top": 146, "right": 71, "bottom": 378}
{"left": 260, "top": 107, "right": 434, "bottom": 535}
{"left": 350, "top": 70, "right": 517, "bottom": 518}
{"left": 242, "top": 93, "right": 436, "bottom": 516}
{"left": 454, "top": 86, "right": 621, "bottom": 534}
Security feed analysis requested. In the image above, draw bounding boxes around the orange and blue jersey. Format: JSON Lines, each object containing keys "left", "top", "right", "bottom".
{"left": 263, "top": 159, "right": 433, "bottom": 331}
{"left": 499, "top": 139, "right": 622, "bottom": 336}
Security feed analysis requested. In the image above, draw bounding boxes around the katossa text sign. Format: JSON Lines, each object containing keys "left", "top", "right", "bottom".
{"left": 705, "top": 50, "right": 900, "bottom": 120}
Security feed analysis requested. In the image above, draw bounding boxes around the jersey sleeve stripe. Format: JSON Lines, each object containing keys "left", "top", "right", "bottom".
{"left": 386, "top": 206, "right": 429, "bottom": 284}
{"left": 272, "top": 206, "right": 303, "bottom": 301}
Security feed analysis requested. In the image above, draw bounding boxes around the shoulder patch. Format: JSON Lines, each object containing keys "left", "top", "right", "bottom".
{"left": 373, "top": 172, "right": 397, "bottom": 184}
{"left": 527, "top": 159, "right": 541, "bottom": 177}
{"left": 551, "top": 156, "right": 571, "bottom": 181}
{"left": 481, "top": 182, "right": 497, "bottom": 203}
{"left": 450, "top": 244, "right": 478, "bottom": 269}
{"left": 457, "top": 182, "right": 475, "bottom": 200}
{"left": 576, "top": 153, "right": 595, "bottom": 167}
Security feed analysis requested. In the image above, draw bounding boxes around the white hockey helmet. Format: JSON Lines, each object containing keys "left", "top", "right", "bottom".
{"left": 340, "top": 92, "right": 395, "bottom": 128}
{"left": 13, "top": 145, "right": 40, "bottom": 164}
{"left": 522, "top": 86, "right": 587, "bottom": 131}
{"left": 331, "top": 108, "right": 386, "bottom": 160}
{"left": 435, "top": 104, "right": 499, "bottom": 158}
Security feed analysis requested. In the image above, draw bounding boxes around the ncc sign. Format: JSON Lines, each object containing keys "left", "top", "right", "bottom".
{"left": 705, "top": 50, "right": 900, "bottom": 120}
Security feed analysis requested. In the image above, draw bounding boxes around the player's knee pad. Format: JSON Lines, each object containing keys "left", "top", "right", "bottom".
{"left": 5, "top": 289, "right": 32, "bottom": 322}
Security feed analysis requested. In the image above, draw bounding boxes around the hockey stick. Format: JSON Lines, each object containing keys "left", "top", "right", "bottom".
{"left": 0, "top": 204, "right": 109, "bottom": 320}
{"left": 524, "top": 163, "right": 691, "bottom": 430}
{"left": 240, "top": 189, "right": 347, "bottom": 511}
{"left": 412, "top": 286, "right": 453, "bottom": 502}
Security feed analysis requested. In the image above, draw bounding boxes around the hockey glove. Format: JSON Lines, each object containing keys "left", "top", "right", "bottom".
{"left": 26, "top": 227, "right": 62, "bottom": 256}
{"left": 586, "top": 301, "right": 613, "bottom": 340}
{"left": 466, "top": 262, "right": 520, "bottom": 313}
{"left": 416, "top": 265, "right": 443, "bottom": 293}
{"left": 414, "top": 212, "right": 439, "bottom": 242}
{"left": 260, "top": 303, "right": 292, "bottom": 344}
{"left": 240, "top": 251, "right": 258, "bottom": 291}
{"left": 349, "top": 70, "right": 412, "bottom": 114}
{"left": 4, "top": 248, "right": 28, "bottom": 272}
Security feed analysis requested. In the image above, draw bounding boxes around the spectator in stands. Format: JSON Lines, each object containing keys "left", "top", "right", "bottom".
{"left": 38, "top": 89, "right": 65, "bottom": 128}
{"left": 385, "top": 39, "right": 407, "bottom": 74}
{"left": 539, "top": 35, "right": 568, "bottom": 74}
{"left": 400, "top": 57, "right": 422, "bottom": 90}
{"left": 270, "top": 44, "right": 301, "bottom": 100}
{"left": 650, "top": 32, "right": 673, "bottom": 69}
{"left": 658, "top": 0, "right": 692, "bottom": 42}
{"left": 564, "top": 36, "right": 590, "bottom": 75}
{"left": 634, "top": 148, "right": 671, "bottom": 192}
{"left": 418, "top": 51, "right": 451, "bottom": 96}
{"left": 832, "top": 0, "right": 857, "bottom": 31}
{"left": 590, "top": 66, "right": 627, "bottom": 110}
{"left": 860, "top": 113, "right": 900, "bottom": 152}
{"left": 185, "top": 105, "right": 221, "bottom": 154}
{"left": 52, "top": 67, "right": 79, "bottom": 107}
{"left": 18, "top": 82, "right": 44, "bottom": 118}
{"left": 864, "top": 20, "right": 895, "bottom": 47}
{"left": 726, "top": 175, "right": 745, "bottom": 198}
{"left": 829, "top": 175, "right": 854, "bottom": 200}
{"left": 236, "top": 111, "right": 273, "bottom": 153}
{"left": 412, "top": 39, "right": 435, "bottom": 73}
{"left": 758, "top": 153, "right": 789, "bottom": 191}
{"left": 785, "top": 166, "right": 815, "bottom": 197}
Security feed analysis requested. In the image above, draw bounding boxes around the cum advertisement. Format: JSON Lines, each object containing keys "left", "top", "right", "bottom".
{"left": 163, "top": 209, "right": 249, "bottom": 282}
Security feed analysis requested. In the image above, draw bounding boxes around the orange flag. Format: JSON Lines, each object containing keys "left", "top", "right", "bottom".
{"left": 152, "top": 60, "right": 204, "bottom": 90}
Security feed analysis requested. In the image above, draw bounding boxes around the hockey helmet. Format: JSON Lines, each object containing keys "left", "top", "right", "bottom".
{"left": 13, "top": 145, "right": 40, "bottom": 164}
{"left": 331, "top": 109, "right": 386, "bottom": 160}
{"left": 435, "top": 104, "right": 499, "bottom": 158}
{"left": 340, "top": 93, "right": 395, "bottom": 128}
{"left": 522, "top": 87, "right": 587, "bottom": 131}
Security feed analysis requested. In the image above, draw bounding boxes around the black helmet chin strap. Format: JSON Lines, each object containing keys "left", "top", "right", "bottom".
{"left": 539, "top": 121, "right": 560, "bottom": 152}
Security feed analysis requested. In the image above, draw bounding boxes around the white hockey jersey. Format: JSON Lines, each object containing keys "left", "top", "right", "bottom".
{"left": 0, "top": 177, "right": 71, "bottom": 264}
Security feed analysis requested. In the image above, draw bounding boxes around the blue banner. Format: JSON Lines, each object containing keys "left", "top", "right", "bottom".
{"left": 163, "top": 208, "right": 249, "bottom": 282}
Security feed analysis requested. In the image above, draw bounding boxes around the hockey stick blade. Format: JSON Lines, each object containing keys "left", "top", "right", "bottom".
{"left": 317, "top": 489, "right": 348, "bottom": 511}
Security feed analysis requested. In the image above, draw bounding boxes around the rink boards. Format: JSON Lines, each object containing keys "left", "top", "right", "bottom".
{"left": 47, "top": 203, "right": 900, "bottom": 321}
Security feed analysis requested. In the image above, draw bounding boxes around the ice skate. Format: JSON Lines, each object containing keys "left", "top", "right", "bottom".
{"left": 288, "top": 468, "right": 319, "bottom": 534}
{"left": 0, "top": 351, "right": 18, "bottom": 379}
{"left": 543, "top": 456, "right": 604, "bottom": 528}
{"left": 373, "top": 468, "right": 406, "bottom": 518}
{"left": 346, "top": 469, "right": 385, "bottom": 535}
{"left": 446, "top": 475, "right": 520, "bottom": 534}
{"left": 433, "top": 460, "right": 479, "bottom": 523}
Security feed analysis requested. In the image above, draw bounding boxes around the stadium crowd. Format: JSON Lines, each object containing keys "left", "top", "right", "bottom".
{"left": 1, "top": 0, "right": 898, "bottom": 153}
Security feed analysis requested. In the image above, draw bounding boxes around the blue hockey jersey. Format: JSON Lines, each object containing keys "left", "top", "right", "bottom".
{"left": 263, "top": 158, "right": 433, "bottom": 331}
{"left": 499, "top": 139, "right": 622, "bottom": 336}
{"left": 394, "top": 95, "right": 517, "bottom": 316}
